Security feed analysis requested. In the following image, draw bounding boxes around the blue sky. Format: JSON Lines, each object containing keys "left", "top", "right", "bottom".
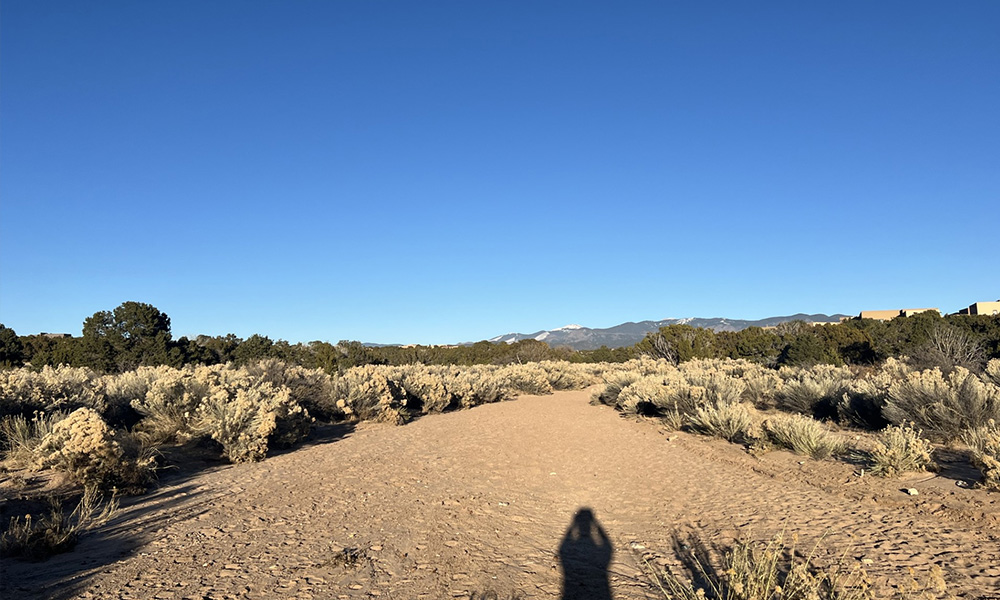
{"left": 2, "top": 1, "right": 998, "bottom": 345}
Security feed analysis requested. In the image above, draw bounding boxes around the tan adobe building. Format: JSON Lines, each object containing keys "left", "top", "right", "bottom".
{"left": 858, "top": 308, "right": 940, "bottom": 321}
{"left": 859, "top": 310, "right": 901, "bottom": 321}
{"left": 958, "top": 300, "right": 1000, "bottom": 316}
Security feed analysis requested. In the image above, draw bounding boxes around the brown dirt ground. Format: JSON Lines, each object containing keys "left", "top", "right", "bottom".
{"left": 3, "top": 388, "right": 999, "bottom": 600}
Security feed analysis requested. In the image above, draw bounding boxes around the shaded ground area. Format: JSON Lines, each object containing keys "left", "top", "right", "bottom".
{"left": 3, "top": 389, "right": 999, "bottom": 599}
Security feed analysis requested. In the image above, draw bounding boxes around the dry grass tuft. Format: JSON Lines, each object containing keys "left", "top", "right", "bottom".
{"left": 763, "top": 413, "right": 846, "bottom": 460}
{"left": 687, "top": 402, "right": 760, "bottom": 443}
{"left": 1, "top": 487, "right": 118, "bottom": 560}
{"left": 642, "top": 531, "right": 950, "bottom": 600}
{"left": 0, "top": 411, "right": 66, "bottom": 468}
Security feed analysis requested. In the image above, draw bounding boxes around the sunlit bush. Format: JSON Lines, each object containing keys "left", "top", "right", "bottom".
{"left": 129, "top": 367, "right": 208, "bottom": 445}
{"left": 192, "top": 373, "right": 312, "bottom": 463}
{"left": 592, "top": 371, "right": 643, "bottom": 407}
{"left": 244, "top": 359, "right": 341, "bottom": 421}
{"left": 984, "top": 359, "right": 1000, "bottom": 387}
{"left": 333, "top": 366, "right": 405, "bottom": 423}
{"left": 538, "top": 361, "right": 597, "bottom": 390}
{"left": 868, "top": 423, "right": 935, "bottom": 477}
{"left": 447, "top": 367, "right": 511, "bottom": 408}
{"left": 399, "top": 369, "right": 454, "bottom": 413}
{"left": 36, "top": 408, "right": 156, "bottom": 493}
{"left": 97, "top": 365, "right": 176, "bottom": 427}
{"left": 0, "top": 366, "right": 103, "bottom": 418}
{"left": 498, "top": 364, "right": 554, "bottom": 395}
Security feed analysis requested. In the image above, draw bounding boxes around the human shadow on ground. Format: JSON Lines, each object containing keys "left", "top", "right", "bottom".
{"left": 0, "top": 420, "right": 357, "bottom": 599}
{"left": 558, "top": 508, "right": 614, "bottom": 600}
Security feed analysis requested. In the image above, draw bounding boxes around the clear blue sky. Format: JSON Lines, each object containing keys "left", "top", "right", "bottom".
{"left": 2, "top": 1, "right": 998, "bottom": 345}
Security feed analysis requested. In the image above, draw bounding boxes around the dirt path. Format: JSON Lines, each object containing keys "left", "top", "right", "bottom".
{"left": 4, "top": 389, "right": 999, "bottom": 599}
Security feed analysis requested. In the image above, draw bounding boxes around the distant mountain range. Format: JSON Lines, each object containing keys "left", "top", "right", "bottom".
{"left": 482, "top": 314, "right": 850, "bottom": 351}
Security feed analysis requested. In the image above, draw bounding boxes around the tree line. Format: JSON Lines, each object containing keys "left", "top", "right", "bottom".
{"left": 2, "top": 301, "right": 998, "bottom": 374}
{"left": 634, "top": 312, "right": 1000, "bottom": 372}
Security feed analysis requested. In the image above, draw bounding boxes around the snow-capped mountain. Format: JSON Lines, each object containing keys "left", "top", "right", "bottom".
{"left": 482, "top": 314, "right": 849, "bottom": 350}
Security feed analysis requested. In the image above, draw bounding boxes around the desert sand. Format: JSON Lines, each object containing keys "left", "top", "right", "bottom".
{"left": 3, "top": 388, "right": 999, "bottom": 599}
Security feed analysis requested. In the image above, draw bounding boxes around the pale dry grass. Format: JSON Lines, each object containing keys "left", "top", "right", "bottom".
{"left": 0, "top": 411, "right": 66, "bottom": 468}
{"left": 1, "top": 487, "right": 118, "bottom": 560}
{"left": 642, "top": 531, "right": 950, "bottom": 600}
{"left": 687, "top": 402, "right": 760, "bottom": 443}
{"left": 763, "top": 413, "right": 846, "bottom": 460}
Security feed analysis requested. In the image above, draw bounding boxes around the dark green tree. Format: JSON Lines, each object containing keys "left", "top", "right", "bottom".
{"left": 636, "top": 325, "right": 718, "bottom": 365}
{"left": 82, "top": 302, "right": 174, "bottom": 371}
{"left": 716, "top": 327, "right": 783, "bottom": 364}
{"left": 194, "top": 334, "right": 242, "bottom": 364}
{"left": 332, "top": 340, "right": 386, "bottom": 369}
{"left": 233, "top": 334, "right": 275, "bottom": 365}
{"left": 777, "top": 333, "right": 835, "bottom": 366}
{"left": 0, "top": 324, "right": 25, "bottom": 368}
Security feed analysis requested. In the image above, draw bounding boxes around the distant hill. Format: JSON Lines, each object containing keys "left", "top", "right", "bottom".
{"left": 483, "top": 314, "right": 850, "bottom": 351}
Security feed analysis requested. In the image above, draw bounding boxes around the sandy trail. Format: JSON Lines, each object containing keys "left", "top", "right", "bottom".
{"left": 4, "top": 389, "right": 999, "bottom": 599}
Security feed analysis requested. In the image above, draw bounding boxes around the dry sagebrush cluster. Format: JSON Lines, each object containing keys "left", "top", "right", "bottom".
{"left": 1, "top": 360, "right": 597, "bottom": 488}
{"left": 595, "top": 357, "right": 1000, "bottom": 485}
